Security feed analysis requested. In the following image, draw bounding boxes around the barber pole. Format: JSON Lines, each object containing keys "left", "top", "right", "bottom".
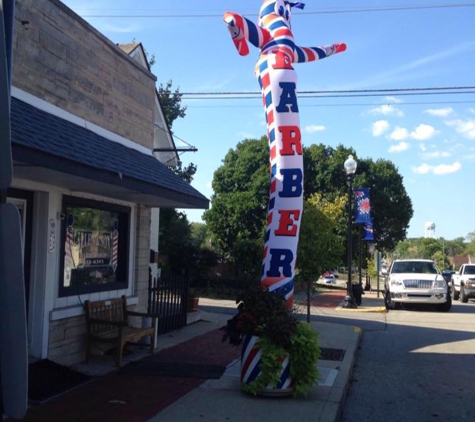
{"left": 111, "top": 229, "right": 118, "bottom": 275}
{"left": 224, "top": 1, "right": 346, "bottom": 308}
{"left": 240, "top": 334, "right": 293, "bottom": 394}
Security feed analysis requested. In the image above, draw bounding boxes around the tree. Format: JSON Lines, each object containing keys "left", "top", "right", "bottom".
{"left": 297, "top": 193, "right": 346, "bottom": 281}
{"left": 356, "top": 158, "right": 413, "bottom": 252}
{"left": 465, "top": 232, "right": 475, "bottom": 257}
{"left": 157, "top": 79, "right": 187, "bottom": 131}
{"left": 204, "top": 137, "right": 269, "bottom": 258}
{"left": 205, "top": 137, "right": 413, "bottom": 267}
{"left": 304, "top": 144, "right": 413, "bottom": 252}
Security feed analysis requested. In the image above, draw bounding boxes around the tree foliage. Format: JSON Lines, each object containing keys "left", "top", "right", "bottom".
{"left": 205, "top": 137, "right": 413, "bottom": 269}
{"left": 305, "top": 144, "right": 413, "bottom": 252}
{"left": 393, "top": 236, "right": 473, "bottom": 268}
{"left": 157, "top": 79, "right": 187, "bottom": 130}
{"left": 296, "top": 198, "right": 344, "bottom": 284}
{"left": 204, "top": 137, "right": 269, "bottom": 257}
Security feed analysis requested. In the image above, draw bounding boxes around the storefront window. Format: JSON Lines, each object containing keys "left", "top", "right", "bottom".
{"left": 59, "top": 196, "right": 130, "bottom": 297}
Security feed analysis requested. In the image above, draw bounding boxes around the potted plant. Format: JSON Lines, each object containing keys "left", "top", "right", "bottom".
{"left": 186, "top": 288, "right": 200, "bottom": 312}
{"left": 222, "top": 286, "right": 320, "bottom": 397}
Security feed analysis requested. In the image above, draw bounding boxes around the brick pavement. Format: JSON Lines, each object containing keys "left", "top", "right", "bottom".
{"left": 9, "top": 292, "right": 345, "bottom": 422}
{"left": 9, "top": 329, "right": 240, "bottom": 422}
{"left": 297, "top": 290, "right": 346, "bottom": 308}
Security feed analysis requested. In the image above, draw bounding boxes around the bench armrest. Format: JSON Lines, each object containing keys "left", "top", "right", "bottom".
{"left": 126, "top": 310, "right": 156, "bottom": 319}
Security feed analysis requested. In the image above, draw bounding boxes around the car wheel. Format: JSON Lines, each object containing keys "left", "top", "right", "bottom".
{"left": 460, "top": 286, "right": 469, "bottom": 303}
{"left": 437, "top": 294, "right": 452, "bottom": 312}
{"left": 451, "top": 283, "right": 459, "bottom": 301}
{"left": 384, "top": 290, "right": 400, "bottom": 310}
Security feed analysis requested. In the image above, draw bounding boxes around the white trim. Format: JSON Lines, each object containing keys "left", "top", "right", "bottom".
{"left": 11, "top": 86, "right": 153, "bottom": 157}
{"left": 52, "top": 193, "right": 137, "bottom": 312}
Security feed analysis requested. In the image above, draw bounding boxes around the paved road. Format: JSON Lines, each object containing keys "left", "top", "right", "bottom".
{"left": 340, "top": 299, "right": 475, "bottom": 422}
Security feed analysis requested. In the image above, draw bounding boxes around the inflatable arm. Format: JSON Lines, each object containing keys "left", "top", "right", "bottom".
{"left": 223, "top": 12, "right": 270, "bottom": 56}
{"left": 293, "top": 42, "right": 347, "bottom": 63}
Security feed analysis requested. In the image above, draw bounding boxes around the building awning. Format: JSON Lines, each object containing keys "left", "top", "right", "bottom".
{"left": 10, "top": 97, "right": 209, "bottom": 209}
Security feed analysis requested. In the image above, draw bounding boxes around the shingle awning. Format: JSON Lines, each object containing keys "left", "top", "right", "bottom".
{"left": 10, "top": 97, "right": 209, "bottom": 209}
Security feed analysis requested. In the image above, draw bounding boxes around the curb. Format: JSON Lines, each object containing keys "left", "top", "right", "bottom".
{"left": 335, "top": 305, "right": 387, "bottom": 313}
{"left": 334, "top": 325, "right": 362, "bottom": 422}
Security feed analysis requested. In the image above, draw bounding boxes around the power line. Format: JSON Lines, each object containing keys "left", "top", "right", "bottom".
{"left": 174, "top": 100, "right": 475, "bottom": 109}
{"left": 77, "top": 3, "right": 475, "bottom": 18}
{"left": 180, "top": 86, "right": 475, "bottom": 96}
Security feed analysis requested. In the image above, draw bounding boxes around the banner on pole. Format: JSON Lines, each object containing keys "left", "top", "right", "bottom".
{"left": 362, "top": 219, "right": 374, "bottom": 241}
{"left": 353, "top": 188, "right": 371, "bottom": 223}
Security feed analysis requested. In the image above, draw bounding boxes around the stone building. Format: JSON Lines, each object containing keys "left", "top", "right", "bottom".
{"left": 7, "top": 0, "right": 208, "bottom": 366}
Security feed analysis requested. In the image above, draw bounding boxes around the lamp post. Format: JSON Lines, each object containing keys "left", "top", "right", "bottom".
{"left": 343, "top": 154, "right": 358, "bottom": 308}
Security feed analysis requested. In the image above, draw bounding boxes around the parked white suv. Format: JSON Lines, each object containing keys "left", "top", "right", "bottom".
{"left": 384, "top": 259, "right": 451, "bottom": 312}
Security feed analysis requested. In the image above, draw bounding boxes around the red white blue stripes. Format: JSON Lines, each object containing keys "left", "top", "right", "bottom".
{"left": 224, "top": 2, "right": 346, "bottom": 310}
{"left": 240, "top": 334, "right": 293, "bottom": 391}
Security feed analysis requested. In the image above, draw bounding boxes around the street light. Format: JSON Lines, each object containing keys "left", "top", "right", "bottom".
{"left": 343, "top": 154, "right": 358, "bottom": 308}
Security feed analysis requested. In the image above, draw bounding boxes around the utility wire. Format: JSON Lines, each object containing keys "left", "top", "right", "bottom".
{"left": 180, "top": 86, "right": 475, "bottom": 97}
{"left": 77, "top": 3, "right": 475, "bottom": 18}
{"left": 170, "top": 100, "right": 475, "bottom": 109}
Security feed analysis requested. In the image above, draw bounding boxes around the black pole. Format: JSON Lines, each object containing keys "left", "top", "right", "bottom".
{"left": 343, "top": 175, "right": 357, "bottom": 308}
{"left": 358, "top": 225, "right": 362, "bottom": 285}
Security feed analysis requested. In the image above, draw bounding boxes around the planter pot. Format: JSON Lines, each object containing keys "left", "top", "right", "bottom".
{"left": 186, "top": 297, "right": 199, "bottom": 312}
{"left": 240, "top": 334, "right": 293, "bottom": 396}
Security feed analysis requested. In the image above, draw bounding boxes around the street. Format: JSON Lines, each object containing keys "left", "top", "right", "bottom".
{"left": 199, "top": 291, "right": 475, "bottom": 421}
{"left": 339, "top": 299, "right": 475, "bottom": 422}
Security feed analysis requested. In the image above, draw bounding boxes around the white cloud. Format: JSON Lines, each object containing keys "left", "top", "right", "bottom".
{"left": 389, "top": 127, "right": 409, "bottom": 141}
{"left": 384, "top": 96, "right": 403, "bottom": 104}
{"left": 421, "top": 151, "right": 452, "bottom": 159}
{"left": 412, "top": 124, "right": 439, "bottom": 140}
{"left": 388, "top": 124, "right": 438, "bottom": 141}
{"left": 419, "top": 144, "right": 427, "bottom": 151}
{"left": 389, "top": 142, "right": 409, "bottom": 153}
{"left": 413, "top": 163, "right": 431, "bottom": 174}
{"left": 372, "top": 120, "right": 390, "bottom": 137}
{"left": 305, "top": 125, "right": 326, "bottom": 133}
{"left": 424, "top": 107, "right": 454, "bottom": 117}
{"left": 433, "top": 162, "right": 462, "bottom": 174}
{"left": 445, "top": 118, "right": 475, "bottom": 140}
{"left": 412, "top": 162, "right": 462, "bottom": 175}
{"left": 369, "top": 104, "right": 404, "bottom": 117}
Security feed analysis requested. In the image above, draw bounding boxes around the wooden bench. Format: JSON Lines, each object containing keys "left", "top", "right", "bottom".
{"left": 84, "top": 295, "right": 156, "bottom": 367}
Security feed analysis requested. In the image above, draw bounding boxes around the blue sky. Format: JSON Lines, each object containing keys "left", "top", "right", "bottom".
{"left": 62, "top": 0, "right": 475, "bottom": 241}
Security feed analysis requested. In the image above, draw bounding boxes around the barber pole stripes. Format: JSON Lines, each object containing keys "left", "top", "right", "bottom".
{"left": 240, "top": 334, "right": 293, "bottom": 393}
{"left": 258, "top": 53, "right": 301, "bottom": 308}
{"left": 64, "top": 227, "right": 74, "bottom": 270}
{"left": 224, "top": 1, "right": 346, "bottom": 309}
{"left": 111, "top": 229, "right": 118, "bottom": 274}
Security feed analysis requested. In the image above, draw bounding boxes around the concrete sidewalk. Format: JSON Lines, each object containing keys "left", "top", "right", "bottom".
{"left": 147, "top": 314, "right": 362, "bottom": 422}
{"left": 13, "top": 292, "right": 384, "bottom": 422}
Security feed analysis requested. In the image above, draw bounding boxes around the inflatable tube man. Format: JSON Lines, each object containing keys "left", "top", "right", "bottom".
{"left": 224, "top": 1, "right": 346, "bottom": 308}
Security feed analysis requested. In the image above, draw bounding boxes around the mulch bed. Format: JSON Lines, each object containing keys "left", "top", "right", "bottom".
{"left": 10, "top": 329, "right": 240, "bottom": 422}
{"left": 297, "top": 290, "right": 346, "bottom": 308}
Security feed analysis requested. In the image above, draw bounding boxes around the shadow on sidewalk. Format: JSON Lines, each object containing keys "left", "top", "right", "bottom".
{"left": 8, "top": 330, "right": 240, "bottom": 422}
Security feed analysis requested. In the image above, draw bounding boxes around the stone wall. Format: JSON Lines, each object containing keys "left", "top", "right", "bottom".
{"left": 48, "top": 315, "right": 86, "bottom": 366}
{"left": 13, "top": 0, "right": 156, "bottom": 149}
{"left": 13, "top": 0, "right": 157, "bottom": 365}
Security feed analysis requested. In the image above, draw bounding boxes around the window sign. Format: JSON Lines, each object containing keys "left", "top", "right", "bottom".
{"left": 60, "top": 196, "right": 129, "bottom": 297}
